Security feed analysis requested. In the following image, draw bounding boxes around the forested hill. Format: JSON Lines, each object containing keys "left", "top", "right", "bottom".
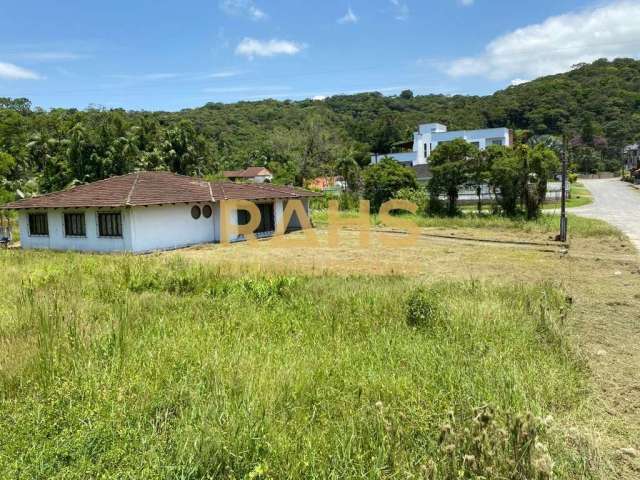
{"left": 1, "top": 57, "right": 639, "bottom": 198}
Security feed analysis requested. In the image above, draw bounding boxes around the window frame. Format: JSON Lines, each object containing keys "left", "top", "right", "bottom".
{"left": 97, "top": 211, "right": 123, "bottom": 238}
{"left": 28, "top": 212, "right": 49, "bottom": 237}
{"left": 63, "top": 212, "right": 87, "bottom": 238}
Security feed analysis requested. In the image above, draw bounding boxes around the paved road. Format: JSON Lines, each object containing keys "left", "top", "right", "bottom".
{"left": 570, "top": 179, "right": 640, "bottom": 250}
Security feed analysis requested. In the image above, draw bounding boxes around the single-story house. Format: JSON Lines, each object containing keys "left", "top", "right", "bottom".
{"left": 1, "top": 171, "right": 320, "bottom": 253}
{"left": 223, "top": 166, "right": 273, "bottom": 183}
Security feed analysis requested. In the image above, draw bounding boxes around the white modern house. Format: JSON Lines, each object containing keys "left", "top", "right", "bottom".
{"left": 2, "top": 171, "right": 319, "bottom": 253}
{"left": 371, "top": 123, "right": 513, "bottom": 167}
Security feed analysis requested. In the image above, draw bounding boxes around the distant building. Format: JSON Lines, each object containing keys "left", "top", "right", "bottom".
{"left": 623, "top": 143, "right": 640, "bottom": 171}
{"left": 223, "top": 166, "right": 273, "bottom": 183}
{"left": 371, "top": 123, "right": 513, "bottom": 168}
{"left": 306, "top": 176, "right": 348, "bottom": 192}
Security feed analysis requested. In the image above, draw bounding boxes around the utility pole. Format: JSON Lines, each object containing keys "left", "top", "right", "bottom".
{"left": 559, "top": 135, "right": 569, "bottom": 243}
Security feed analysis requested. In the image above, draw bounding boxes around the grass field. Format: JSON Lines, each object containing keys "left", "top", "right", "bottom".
{"left": 1, "top": 213, "right": 639, "bottom": 479}
{"left": 544, "top": 183, "right": 594, "bottom": 210}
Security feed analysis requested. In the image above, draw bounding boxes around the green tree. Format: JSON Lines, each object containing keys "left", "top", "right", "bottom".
{"left": 335, "top": 150, "right": 360, "bottom": 192}
{"left": 525, "top": 144, "right": 560, "bottom": 218}
{"left": 428, "top": 139, "right": 478, "bottom": 216}
{"left": 400, "top": 89, "right": 414, "bottom": 100}
{"left": 488, "top": 148, "right": 521, "bottom": 216}
{"left": 362, "top": 158, "right": 418, "bottom": 212}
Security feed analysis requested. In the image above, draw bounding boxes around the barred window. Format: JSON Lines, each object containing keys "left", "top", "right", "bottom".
{"left": 98, "top": 212, "right": 122, "bottom": 237}
{"left": 28, "top": 213, "right": 48, "bottom": 236}
{"left": 64, "top": 213, "right": 86, "bottom": 237}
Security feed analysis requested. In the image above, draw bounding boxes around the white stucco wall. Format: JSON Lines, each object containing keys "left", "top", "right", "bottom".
{"left": 252, "top": 175, "right": 274, "bottom": 183}
{"left": 129, "top": 203, "right": 215, "bottom": 253}
{"left": 373, "top": 126, "right": 511, "bottom": 167}
{"left": 18, "top": 208, "right": 132, "bottom": 252}
{"left": 17, "top": 198, "right": 312, "bottom": 252}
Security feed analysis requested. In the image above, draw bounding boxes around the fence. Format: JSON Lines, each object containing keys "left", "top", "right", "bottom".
{"left": 454, "top": 181, "right": 566, "bottom": 205}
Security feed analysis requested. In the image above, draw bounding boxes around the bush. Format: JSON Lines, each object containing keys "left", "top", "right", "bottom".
{"left": 406, "top": 287, "right": 442, "bottom": 329}
{"left": 393, "top": 187, "right": 428, "bottom": 215}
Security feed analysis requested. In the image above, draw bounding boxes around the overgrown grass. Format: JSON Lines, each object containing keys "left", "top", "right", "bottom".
{"left": 313, "top": 208, "right": 621, "bottom": 239}
{"left": 0, "top": 251, "right": 593, "bottom": 478}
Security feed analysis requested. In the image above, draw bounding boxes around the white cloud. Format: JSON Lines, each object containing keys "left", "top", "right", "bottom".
{"left": 459, "top": 0, "right": 474, "bottom": 6}
{"left": 235, "top": 38, "right": 305, "bottom": 59}
{"left": 312, "top": 95, "right": 327, "bottom": 101}
{"left": 446, "top": 1, "right": 640, "bottom": 81}
{"left": 390, "top": 0, "right": 409, "bottom": 20}
{"left": 12, "top": 51, "right": 88, "bottom": 62}
{"left": 206, "top": 70, "right": 242, "bottom": 79}
{"left": 219, "top": 0, "right": 266, "bottom": 20}
{"left": 338, "top": 7, "right": 358, "bottom": 24}
{"left": 112, "top": 73, "right": 182, "bottom": 81}
{"left": 510, "top": 78, "right": 529, "bottom": 86}
{"left": 0, "top": 62, "right": 41, "bottom": 80}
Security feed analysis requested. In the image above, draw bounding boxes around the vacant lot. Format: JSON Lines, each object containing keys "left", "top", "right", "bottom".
{"left": 1, "top": 214, "right": 639, "bottom": 479}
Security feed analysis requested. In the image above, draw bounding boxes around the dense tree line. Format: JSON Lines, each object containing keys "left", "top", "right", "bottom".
{"left": 1, "top": 58, "right": 639, "bottom": 202}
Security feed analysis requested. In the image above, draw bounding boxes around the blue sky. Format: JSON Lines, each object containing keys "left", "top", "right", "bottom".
{"left": 1, "top": 0, "right": 639, "bottom": 110}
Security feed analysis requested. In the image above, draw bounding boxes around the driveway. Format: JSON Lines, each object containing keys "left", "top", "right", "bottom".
{"left": 570, "top": 178, "right": 640, "bottom": 250}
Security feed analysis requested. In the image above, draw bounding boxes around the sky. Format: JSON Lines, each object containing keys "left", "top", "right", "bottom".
{"left": 2, "top": 0, "right": 640, "bottom": 111}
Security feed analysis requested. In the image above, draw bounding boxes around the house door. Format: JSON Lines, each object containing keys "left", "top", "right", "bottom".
{"left": 237, "top": 202, "right": 275, "bottom": 234}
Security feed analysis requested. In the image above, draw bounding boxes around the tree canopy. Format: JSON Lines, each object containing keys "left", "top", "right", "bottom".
{"left": 0, "top": 58, "right": 639, "bottom": 200}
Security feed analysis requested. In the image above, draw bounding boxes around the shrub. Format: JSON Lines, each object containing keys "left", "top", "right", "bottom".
{"left": 393, "top": 187, "right": 428, "bottom": 215}
{"left": 406, "top": 287, "right": 442, "bottom": 329}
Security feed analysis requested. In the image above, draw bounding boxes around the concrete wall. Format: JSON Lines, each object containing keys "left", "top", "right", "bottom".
{"left": 129, "top": 203, "right": 215, "bottom": 253}
{"left": 18, "top": 208, "right": 132, "bottom": 252}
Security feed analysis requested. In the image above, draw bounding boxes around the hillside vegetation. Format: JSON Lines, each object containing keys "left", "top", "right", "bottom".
{"left": 1, "top": 58, "right": 639, "bottom": 199}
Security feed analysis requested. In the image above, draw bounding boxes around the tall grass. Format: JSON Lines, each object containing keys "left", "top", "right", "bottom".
{"left": 0, "top": 252, "right": 592, "bottom": 478}
{"left": 313, "top": 209, "right": 622, "bottom": 239}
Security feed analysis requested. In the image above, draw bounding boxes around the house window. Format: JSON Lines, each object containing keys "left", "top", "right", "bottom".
{"left": 98, "top": 212, "right": 122, "bottom": 237}
{"left": 191, "top": 206, "right": 201, "bottom": 219}
{"left": 28, "top": 213, "right": 48, "bottom": 236}
{"left": 64, "top": 213, "right": 86, "bottom": 237}
{"left": 423, "top": 143, "right": 428, "bottom": 158}
{"left": 487, "top": 138, "right": 504, "bottom": 146}
{"left": 202, "top": 205, "right": 212, "bottom": 218}
{"left": 470, "top": 141, "right": 481, "bottom": 149}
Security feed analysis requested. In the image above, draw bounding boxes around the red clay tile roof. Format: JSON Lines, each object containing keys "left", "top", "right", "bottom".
{"left": 223, "top": 166, "right": 272, "bottom": 178}
{"left": 2, "top": 171, "right": 319, "bottom": 210}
